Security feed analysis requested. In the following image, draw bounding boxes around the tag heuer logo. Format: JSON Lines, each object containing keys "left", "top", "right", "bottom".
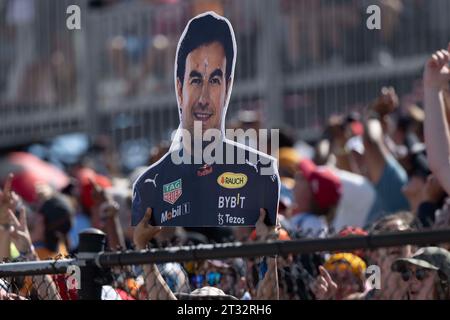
{"left": 163, "top": 179, "right": 182, "bottom": 204}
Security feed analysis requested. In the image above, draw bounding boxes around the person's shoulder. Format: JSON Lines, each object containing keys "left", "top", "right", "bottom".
{"left": 384, "top": 155, "right": 408, "bottom": 180}
{"left": 132, "top": 152, "right": 172, "bottom": 189}
{"left": 223, "top": 139, "right": 277, "bottom": 164}
{"left": 332, "top": 168, "right": 375, "bottom": 189}
{"left": 224, "top": 139, "right": 279, "bottom": 179}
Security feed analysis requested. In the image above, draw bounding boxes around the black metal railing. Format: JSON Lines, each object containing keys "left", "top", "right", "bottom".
{"left": 1, "top": 228, "right": 449, "bottom": 300}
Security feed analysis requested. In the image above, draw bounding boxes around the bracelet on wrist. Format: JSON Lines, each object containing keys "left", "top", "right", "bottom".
{"left": 0, "top": 223, "right": 12, "bottom": 232}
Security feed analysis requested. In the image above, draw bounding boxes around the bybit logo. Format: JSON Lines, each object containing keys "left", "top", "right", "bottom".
{"left": 218, "top": 193, "right": 246, "bottom": 209}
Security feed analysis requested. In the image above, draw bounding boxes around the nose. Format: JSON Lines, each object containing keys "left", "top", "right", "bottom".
{"left": 198, "top": 83, "right": 210, "bottom": 108}
{"left": 409, "top": 275, "right": 420, "bottom": 289}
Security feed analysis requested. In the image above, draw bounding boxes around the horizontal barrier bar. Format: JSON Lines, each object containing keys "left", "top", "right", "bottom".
{"left": 98, "top": 228, "right": 450, "bottom": 267}
{"left": 1, "top": 229, "right": 449, "bottom": 277}
{"left": 0, "top": 259, "right": 78, "bottom": 277}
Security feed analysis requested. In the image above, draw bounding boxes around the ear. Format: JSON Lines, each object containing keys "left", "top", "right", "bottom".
{"left": 176, "top": 78, "right": 183, "bottom": 108}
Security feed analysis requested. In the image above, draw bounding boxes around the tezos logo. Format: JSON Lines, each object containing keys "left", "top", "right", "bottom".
{"left": 217, "top": 172, "right": 247, "bottom": 189}
{"left": 217, "top": 213, "right": 245, "bottom": 225}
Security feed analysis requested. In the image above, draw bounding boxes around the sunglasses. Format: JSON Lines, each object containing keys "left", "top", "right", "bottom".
{"left": 190, "top": 272, "right": 222, "bottom": 288}
{"left": 401, "top": 268, "right": 430, "bottom": 282}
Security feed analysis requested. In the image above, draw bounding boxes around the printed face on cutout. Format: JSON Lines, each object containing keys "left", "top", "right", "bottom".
{"left": 177, "top": 41, "right": 229, "bottom": 135}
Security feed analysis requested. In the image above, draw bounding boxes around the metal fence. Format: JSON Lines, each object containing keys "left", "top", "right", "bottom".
{"left": 1, "top": 228, "right": 450, "bottom": 300}
{"left": 0, "top": 0, "right": 450, "bottom": 148}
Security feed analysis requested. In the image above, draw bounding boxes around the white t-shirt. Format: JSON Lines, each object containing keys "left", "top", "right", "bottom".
{"left": 331, "top": 168, "right": 376, "bottom": 231}
{"left": 101, "top": 285, "right": 122, "bottom": 300}
{"left": 290, "top": 213, "right": 328, "bottom": 238}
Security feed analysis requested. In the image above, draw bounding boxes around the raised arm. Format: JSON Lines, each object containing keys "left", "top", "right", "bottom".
{"left": 255, "top": 209, "right": 279, "bottom": 300}
{"left": 0, "top": 175, "right": 15, "bottom": 261}
{"left": 362, "top": 88, "right": 399, "bottom": 183}
{"left": 9, "top": 208, "right": 61, "bottom": 300}
{"left": 424, "top": 44, "right": 450, "bottom": 194}
{"left": 90, "top": 179, "right": 126, "bottom": 250}
{"left": 133, "top": 208, "right": 177, "bottom": 300}
{"left": 0, "top": 214, "right": 11, "bottom": 261}
{"left": 363, "top": 118, "right": 387, "bottom": 183}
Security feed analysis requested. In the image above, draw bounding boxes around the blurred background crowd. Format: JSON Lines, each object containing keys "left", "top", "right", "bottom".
{"left": 1, "top": 0, "right": 450, "bottom": 300}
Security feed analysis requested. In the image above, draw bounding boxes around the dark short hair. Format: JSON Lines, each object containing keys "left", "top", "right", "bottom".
{"left": 176, "top": 13, "right": 235, "bottom": 87}
{"left": 367, "top": 211, "right": 414, "bottom": 234}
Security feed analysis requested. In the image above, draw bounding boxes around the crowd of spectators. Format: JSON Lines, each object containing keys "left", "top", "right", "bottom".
{"left": 1, "top": 42, "right": 450, "bottom": 300}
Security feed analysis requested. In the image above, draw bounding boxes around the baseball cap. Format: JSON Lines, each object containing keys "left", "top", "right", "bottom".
{"left": 392, "top": 247, "right": 450, "bottom": 280}
{"left": 324, "top": 252, "right": 367, "bottom": 279}
{"left": 297, "top": 159, "right": 342, "bottom": 211}
{"left": 338, "top": 226, "right": 368, "bottom": 237}
{"left": 75, "top": 168, "right": 112, "bottom": 211}
{"left": 337, "top": 226, "right": 368, "bottom": 259}
{"left": 39, "top": 194, "right": 74, "bottom": 234}
{"left": 278, "top": 147, "right": 301, "bottom": 177}
{"left": 349, "top": 121, "right": 364, "bottom": 136}
{"left": 175, "top": 286, "right": 238, "bottom": 300}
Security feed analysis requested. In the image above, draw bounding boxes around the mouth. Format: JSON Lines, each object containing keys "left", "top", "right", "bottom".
{"left": 409, "top": 289, "right": 419, "bottom": 298}
{"left": 193, "top": 111, "right": 213, "bottom": 122}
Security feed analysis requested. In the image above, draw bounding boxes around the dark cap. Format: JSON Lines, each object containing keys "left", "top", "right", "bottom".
{"left": 39, "top": 194, "right": 74, "bottom": 234}
{"left": 175, "top": 286, "right": 238, "bottom": 300}
{"left": 392, "top": 247, "right": 450, "bottom": 280}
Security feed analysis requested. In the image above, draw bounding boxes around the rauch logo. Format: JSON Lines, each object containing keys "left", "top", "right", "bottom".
{"left": 217, "top": 173, "right": 247, "bottom": 189}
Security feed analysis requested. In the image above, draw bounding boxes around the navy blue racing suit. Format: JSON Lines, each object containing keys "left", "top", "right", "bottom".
{"left": 132, "top": 140, "right": 280, "bottom": 227}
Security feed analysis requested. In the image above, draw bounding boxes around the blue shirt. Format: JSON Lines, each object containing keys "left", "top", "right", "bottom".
{"left": 366, "top": 156, "right": 409, "bottom": 225}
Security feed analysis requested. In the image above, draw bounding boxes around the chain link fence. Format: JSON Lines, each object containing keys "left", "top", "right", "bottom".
{"left": 2, "top": 228, "right": 450, "bottom": 300}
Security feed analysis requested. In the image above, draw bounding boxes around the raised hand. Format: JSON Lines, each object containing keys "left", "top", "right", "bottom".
{"left": 255, "top": 208, "right": 279, "bottom": 241}
{"left": 9, "top": 207, "right": 34, "bottom": 255}
{"left": 90, "top": 177, "right": 109, "bottom": 207}
{"left": 0, "top": 174, "right": 16, "bottom": 225}
{"left": 372, "top": 86, "right": 399, "bottom": 116}
{"left": 423, "top": 43, "right": 450, "bottom": 90}
{"left": 311, "top": 266, "right": 338, "bottom": 300}
{"left": 434, "top": 197, "right": 450, "bottom": 229}
{"left": 422, "top": 174, "right": 445, "bottom": 203}
{"left": 133, "top": 208, "right": 162, "bottom": 250}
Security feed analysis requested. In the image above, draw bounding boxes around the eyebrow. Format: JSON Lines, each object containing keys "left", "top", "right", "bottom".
{"left": 210, "top": 69, "right": 223, "bottom": 79}
{"left": 189, "top": 70, "right": 202, "bottom": 79}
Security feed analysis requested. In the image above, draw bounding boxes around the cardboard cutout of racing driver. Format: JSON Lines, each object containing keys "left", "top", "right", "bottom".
{"left": 132, "top": 12, "right": 280, "bottom": 227}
